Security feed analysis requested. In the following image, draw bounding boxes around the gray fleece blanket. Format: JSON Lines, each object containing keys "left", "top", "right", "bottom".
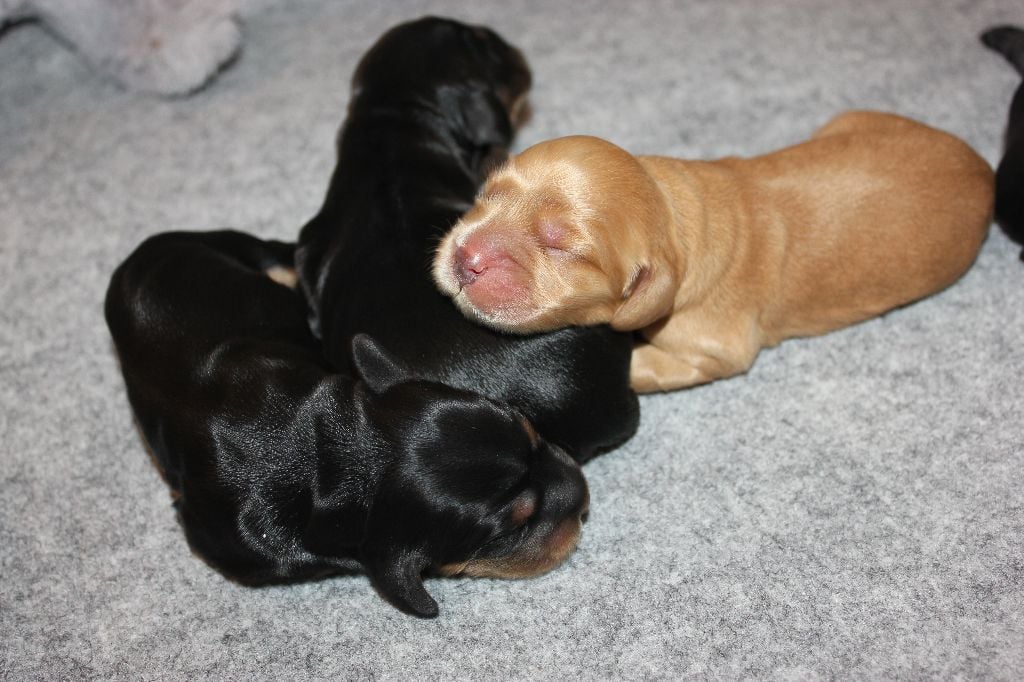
{"left": 2, "top": 0, "right": 1022, "bottom": 678}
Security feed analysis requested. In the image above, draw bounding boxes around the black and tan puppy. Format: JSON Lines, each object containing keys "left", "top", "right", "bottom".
{"left": 982, "top": 25, "right": 1024, "bottom": 256}
{"left": 296, "top": 17, "right": 638, "bottom": 463}
{"left": 105, "top": 230, "right": 590, "bottom": 618}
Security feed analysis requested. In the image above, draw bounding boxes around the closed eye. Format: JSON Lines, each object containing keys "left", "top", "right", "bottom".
{"left": 544, "top": 245, "right": 583, "bottom": 261}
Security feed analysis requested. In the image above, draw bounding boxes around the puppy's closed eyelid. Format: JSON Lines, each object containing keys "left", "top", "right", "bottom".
{"left": 535, "top": 215, "right": 576, "bottom": 250}
{"left": 544, "top": 246, "right": 582, "bottom": 263}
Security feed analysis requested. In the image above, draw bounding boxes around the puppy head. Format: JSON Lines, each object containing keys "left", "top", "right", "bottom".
{"left": 433, "top": 136, "right": 679, "bottom": 333}
{"left": 349, "top": 17, "right": 531, "bottom": 164}
{"left": 351, "top": 335, "right": 589, "bottom": 618}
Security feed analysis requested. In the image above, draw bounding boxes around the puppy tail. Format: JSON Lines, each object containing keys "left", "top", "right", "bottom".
{"left": 981, "top": 25, "right": 1024, "bottom": 75}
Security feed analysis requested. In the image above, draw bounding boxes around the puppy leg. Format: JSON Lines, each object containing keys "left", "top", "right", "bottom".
{"left": 265, "top": 266, "right": 298, "bottom": 289}
{"left": 632, "top": 308, "right": 763, "bottom": 392}
{"left": 630, "top": 342, "right": 753, "bottom": 393}
{"left": 186, "top": 231, "right": 297, "bottom": 287}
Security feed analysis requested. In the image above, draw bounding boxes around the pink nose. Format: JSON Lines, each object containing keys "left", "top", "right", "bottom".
{"left": 454, "top": 246, "right": 485, "bottom": 286}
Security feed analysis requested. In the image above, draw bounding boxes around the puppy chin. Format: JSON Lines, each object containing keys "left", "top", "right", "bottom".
{"left": 452, "top": 290, "right": 539, "bottom": 334}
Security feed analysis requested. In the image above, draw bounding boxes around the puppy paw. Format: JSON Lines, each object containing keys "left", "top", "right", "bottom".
{"left": 265, "top": 266, "right": 298, "bottom": 289}
{"left": 629, "top": 342, "right": 751, "bottom": 393}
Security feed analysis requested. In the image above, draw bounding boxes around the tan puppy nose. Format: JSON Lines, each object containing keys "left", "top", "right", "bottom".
{"left": 454, "top": 246, "right": 484, "bottom": 286}
{"left": 454, "top": 232, "right": 517, "bottom": 285}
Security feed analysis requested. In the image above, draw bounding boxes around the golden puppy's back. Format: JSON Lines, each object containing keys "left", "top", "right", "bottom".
{"left": 739, "top": 111, "right": 994, "bottom": 339}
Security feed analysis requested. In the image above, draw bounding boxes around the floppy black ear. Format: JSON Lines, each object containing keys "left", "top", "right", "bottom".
{"left": 463, "top": 88, "right": 512, "bottom": 148}
{"left": 363, "top": 546, "right": 439, "bottom": 618}
{"left": 351, "top": 333, "right": 408, "bottom": 394}
{"left": 438, "top": 84, "right": 513, "bottom": 149}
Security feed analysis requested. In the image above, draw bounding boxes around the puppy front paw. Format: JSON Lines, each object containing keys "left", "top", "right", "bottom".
{"left": 265, "top": 266, "right": 298, "bottom": 289}
{"left": 629, "top": 342, "right": 751, "bottom": 393}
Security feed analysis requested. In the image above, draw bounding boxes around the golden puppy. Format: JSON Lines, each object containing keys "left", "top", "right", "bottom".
{"left": 433, "top": 111, "right": 994, "bottom": 392}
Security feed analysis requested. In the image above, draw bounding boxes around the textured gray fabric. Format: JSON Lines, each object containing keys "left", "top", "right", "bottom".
{"left": 2, "top": 0, "right": 1022, "bottom": 678}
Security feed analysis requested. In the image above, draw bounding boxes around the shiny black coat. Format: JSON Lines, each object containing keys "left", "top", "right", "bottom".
{"left": 297, "top": 17, "right": 639, "bottom": 462}
{"left": 105, "top": 230, "right": 588, "bottom": 618}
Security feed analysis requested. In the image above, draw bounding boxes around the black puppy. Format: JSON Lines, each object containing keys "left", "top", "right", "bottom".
{"left": 297, "top": 17, "right": 639, "bottom": 463}
{"left": 105, "top": 230, "right": 589, "bottom": 618}
{"left": 982, "top": 25, "right": 1024, "bottom": 257}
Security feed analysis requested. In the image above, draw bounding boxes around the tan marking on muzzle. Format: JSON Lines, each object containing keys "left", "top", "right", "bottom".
{"left": 438, "top": 517, "right": 582, "bottom": 579}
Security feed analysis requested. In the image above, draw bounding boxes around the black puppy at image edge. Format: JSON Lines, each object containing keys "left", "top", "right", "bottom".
{"left": 982, "top": 25, "right": 1024, "bottom": 258}
{"left": 104, "top": 230, "right": 590, "bottom": 618}
{"left": 296, "top": 17, "right": 639, "bottom": 464}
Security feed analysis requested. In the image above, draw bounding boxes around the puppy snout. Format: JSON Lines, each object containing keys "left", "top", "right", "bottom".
{"left": 454, "top": 246, "right": 484, "bottom": 286}
{"left": 546, "top": 462, "right": 589, "bottom": 525}
{"left": 572, "top": 485, "right": 590, "bottom": 525}
{"left": 578, "top": 490, "right": 590, "bottom": 525}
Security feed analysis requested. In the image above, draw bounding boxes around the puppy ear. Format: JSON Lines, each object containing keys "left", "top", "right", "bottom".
{"left": 439, "top": 84, "right": 513, "bottom": 149}
{"left": 610, "top": 264, "right": 677, "bottom": 331}
{"left": 363, "top": 546, "right": 439, "bottom": 618}
{"left": 351, "top": 333, "right": 408, "bottom": 394}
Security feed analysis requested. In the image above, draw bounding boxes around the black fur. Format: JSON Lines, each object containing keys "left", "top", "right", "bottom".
{"left": 297, "top": 17, "right": 639, "bottom": 463}
{"left": 982, "top": 25, "right": 1024, "bottom": 256}
{"left": 105, "top": 230, "right": 589, "bottom": 618}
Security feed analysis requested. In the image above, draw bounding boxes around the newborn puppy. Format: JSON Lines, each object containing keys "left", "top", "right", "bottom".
{"left": 297, "top": 17, "right": 638, "bottom": 461}
{"left": 435, "top": 112, "right": 994, "bottom": 392}
{"left": 982, "top": 25, "right": 1024, "bottom": 256}
{"left": 105, "top": 230, "right": 589, "bottom": 618}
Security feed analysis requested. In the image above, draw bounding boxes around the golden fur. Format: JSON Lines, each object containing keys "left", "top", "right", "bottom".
{"left": 434, "top": 111, "right": 994, "bottom": 392}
